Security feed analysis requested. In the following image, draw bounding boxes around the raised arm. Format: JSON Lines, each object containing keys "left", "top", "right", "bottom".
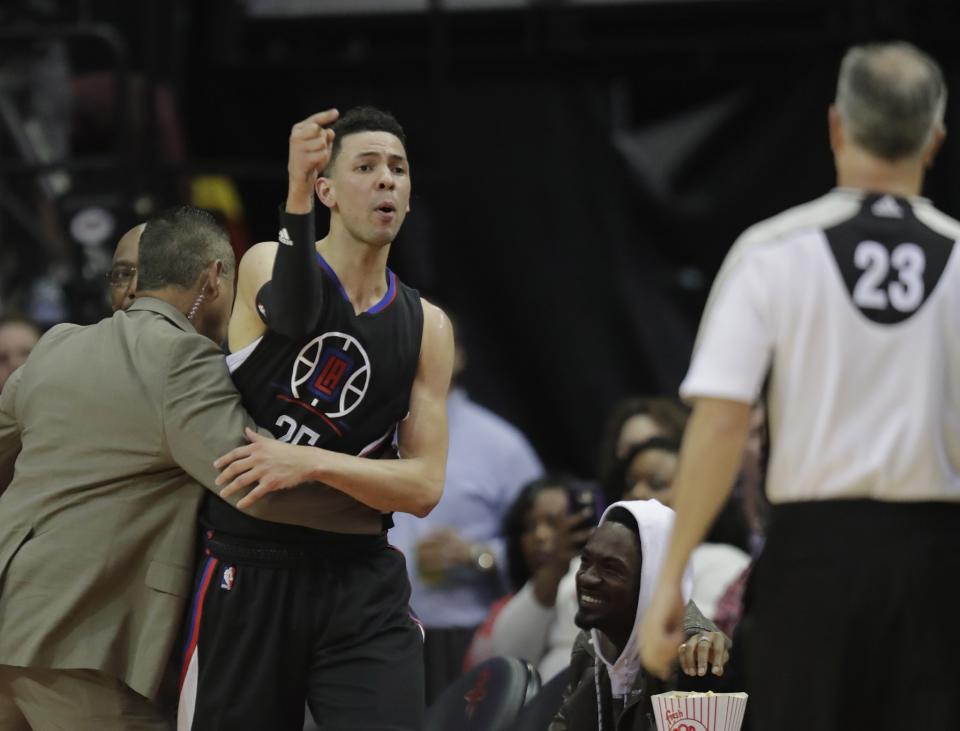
{"left": 215, "top": 300, "right": 455, "bottom": 517}
{"left": 227, "top": 109, "right": 339, "bottom": 351}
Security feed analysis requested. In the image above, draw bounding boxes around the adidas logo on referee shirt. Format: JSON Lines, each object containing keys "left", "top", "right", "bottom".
{"left": 871, "top": 195, "right": 903, "bottom": 219}
{"left": 279, "top": 227, "right": 293, "bottom": 246}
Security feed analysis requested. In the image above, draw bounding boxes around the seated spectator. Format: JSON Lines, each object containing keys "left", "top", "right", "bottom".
{"left": 550, "top": 500, "right": 731, "bottom": 731}
{"left": 597, "top": 396, "right": 689, "bottom": 495}
{"left": 466, "top": 478, "right": 722, "bottom": 684}
{"left": 0, "top": 316, "right": 41, "bottom": 393}
{"left": 464, "top": 475, "right": 593, "bottom": 677}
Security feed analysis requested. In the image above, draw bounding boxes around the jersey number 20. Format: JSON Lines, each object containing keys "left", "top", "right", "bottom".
{"left": 852, "top": 241, "right": 926, "bottom": 313}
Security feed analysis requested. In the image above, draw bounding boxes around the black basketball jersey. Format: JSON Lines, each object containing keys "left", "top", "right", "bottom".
{"left": 202, "top": 256, "right": 424, "bottom": 540}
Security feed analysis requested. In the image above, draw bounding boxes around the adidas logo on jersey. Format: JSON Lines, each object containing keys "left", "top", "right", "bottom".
{"left": 871, "top": 195, "right": 903, "bottom": 219}
{"left": 278, "top": 227, "right": 293, "bottom": 246}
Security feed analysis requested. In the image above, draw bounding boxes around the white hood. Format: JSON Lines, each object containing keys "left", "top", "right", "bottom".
{"left": 589, "top": 499, "right": 693, "bottom": 699}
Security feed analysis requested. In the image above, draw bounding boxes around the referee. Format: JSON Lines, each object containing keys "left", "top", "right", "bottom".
{"left": 639, "top": 41, "right": 959, "bottom": 730}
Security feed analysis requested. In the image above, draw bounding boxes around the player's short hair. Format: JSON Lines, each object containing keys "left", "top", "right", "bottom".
{"left": 324, "top": 106, "right": 408, "bottom": 174}
{"left": 836, "top": 41, "right": 947, "bottom": 161}
{"left": 137, "top": 206, "right": 234, "bottom": 291}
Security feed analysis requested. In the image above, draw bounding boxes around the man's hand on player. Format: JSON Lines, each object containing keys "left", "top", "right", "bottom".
{"left": 215, "top": 427, "right": 314, "bottom": 508}
{"left": 287, "top": 108, "right": 339, "bottom": 214}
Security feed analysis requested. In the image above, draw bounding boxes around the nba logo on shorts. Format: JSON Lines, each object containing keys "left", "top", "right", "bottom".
{"left": 220, "top": 565, "right": 236, "bottom": 591}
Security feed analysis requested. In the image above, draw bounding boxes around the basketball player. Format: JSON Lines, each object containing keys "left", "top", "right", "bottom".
{"left": 639, "top": 42, "right": 959, "bottom": 730}
{"left": 178, "top": 107, "right": 454, "bottom": 731}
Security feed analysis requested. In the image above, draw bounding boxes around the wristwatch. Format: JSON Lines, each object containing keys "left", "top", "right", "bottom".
{"left": 470, "top": 544, "right": 496, "bottom": 573}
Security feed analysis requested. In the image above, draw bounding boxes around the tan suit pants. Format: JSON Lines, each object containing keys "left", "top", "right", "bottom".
{"left": 0, "top": 665, "right": 171, "bottom": 731}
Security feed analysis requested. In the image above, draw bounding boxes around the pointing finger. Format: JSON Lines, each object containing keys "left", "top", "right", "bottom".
{"left": 306, "top": 108, "right": 339, "bottom": 129}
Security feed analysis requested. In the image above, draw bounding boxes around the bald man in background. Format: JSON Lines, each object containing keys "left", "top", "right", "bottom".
{"left": 109, "top": 223, "right": 145, "bottom": 312}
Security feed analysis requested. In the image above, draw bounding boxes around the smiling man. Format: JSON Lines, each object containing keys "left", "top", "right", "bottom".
{"left": 178, "top": 107, "right": 454, "bottom": 731}
{"left": 549, "top": 500, "right": 729, "bottom": 731}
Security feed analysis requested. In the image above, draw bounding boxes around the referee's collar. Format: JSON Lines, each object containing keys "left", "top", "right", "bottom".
{"left": 831, "top": 186, "right": 931, "bottom": 205}
{"left": 127, "top": 297, "right": 196, "bottom": 334}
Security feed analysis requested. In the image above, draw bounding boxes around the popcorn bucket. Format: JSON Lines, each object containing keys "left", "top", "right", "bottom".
{"left": 651, "top": 691, "right": 748, "bottom": 731}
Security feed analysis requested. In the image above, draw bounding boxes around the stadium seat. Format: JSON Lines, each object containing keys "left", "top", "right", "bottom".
{"left": 506, "top": 666, "right": 569, "bottom": 731}
{"left": 423, "top": 656, "right": 541, "bottom": 731}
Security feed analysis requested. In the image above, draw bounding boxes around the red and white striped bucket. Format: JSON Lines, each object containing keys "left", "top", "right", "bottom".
{"left": 651, "top": 691, "right": 748, "bottom": 731}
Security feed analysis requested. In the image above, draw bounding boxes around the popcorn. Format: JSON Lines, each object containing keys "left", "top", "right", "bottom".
{"left": 651, "top": 691, "right": 748, "bottom": 731}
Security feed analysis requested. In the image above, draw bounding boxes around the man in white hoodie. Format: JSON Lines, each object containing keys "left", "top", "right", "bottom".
{"left": 550, "top": 500, "right": 730, "bottom": 731}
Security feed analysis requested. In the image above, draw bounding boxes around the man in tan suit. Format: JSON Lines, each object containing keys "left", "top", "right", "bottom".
{"left": 0, "top": 206, "right": 258, "bottom": 729}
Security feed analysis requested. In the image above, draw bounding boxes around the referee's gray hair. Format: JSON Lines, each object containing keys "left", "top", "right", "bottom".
{"left": 137, "top": 206, "right": 235, "bottom": 291}
{"left": 836, "top": 41, "right": 947, "bottom": 161}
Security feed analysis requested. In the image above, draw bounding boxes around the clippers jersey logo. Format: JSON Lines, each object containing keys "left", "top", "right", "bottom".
{"left": 292, "top": 332, "right": 371, "bottom": 418}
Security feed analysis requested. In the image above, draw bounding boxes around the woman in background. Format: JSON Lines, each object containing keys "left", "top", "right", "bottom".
{"left": 464, "top": 475, "right": 593, "bottom": 679}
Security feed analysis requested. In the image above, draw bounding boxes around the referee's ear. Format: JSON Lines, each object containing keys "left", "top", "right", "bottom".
{"left": 827, "top": 105, "right": 845, "bottom": 156}
{"left": 923, "top": 125, "right": 946, "bottom": 169}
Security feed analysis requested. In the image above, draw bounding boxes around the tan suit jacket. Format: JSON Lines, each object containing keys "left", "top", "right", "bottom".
{"left": 0, "top": 298, "right": 258, "bottom": 702}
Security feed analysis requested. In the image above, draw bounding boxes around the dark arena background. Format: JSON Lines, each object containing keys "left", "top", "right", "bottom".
{"left": 1, "top": 0, "right": 957, "bottom": 476}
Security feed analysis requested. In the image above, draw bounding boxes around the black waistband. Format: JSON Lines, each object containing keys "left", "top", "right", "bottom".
{"left": 203, "top": 528, "right": 389, "bottom": 566}
{"left": 765, "top": 498, "right": 960, "bottom": 555}
{"left": 199, "top": 496, "right": 394, "bottom": 543}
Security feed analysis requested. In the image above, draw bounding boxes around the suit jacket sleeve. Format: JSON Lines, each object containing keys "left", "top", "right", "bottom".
{"left": 161, "top": 332, "right": 261, "bottom": 494}
{"left": 0, "top": 366, "right": 23, "bottom": 495}
{"left": 161, "top": 331, "right": 333, "bottom": 529}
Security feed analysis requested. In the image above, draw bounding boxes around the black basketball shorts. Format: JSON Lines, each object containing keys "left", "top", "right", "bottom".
{"left": 177, "top": 530, "right": 425, "bottom": 731}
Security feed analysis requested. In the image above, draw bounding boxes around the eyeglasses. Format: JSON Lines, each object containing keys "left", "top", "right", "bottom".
{"left": 106, "top": 265, "right": 137, "bottom": 287}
